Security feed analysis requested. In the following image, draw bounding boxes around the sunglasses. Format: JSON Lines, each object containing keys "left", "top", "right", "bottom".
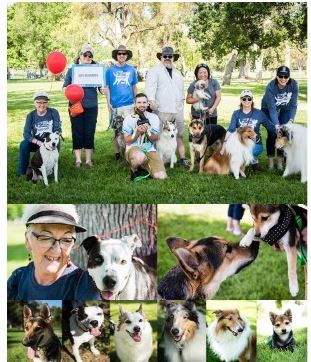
{"left": 277, "top": 75, "right": 289, "bottom": 79}
{"left": 163, "top": 55, "right": 173, "bottom": 59}
{"left": 241, "top": 97, "right": 253, "bottom": 102}
{"left": 83, "top": 53, "right": 93, "bottom": 58}
{"left": 117, "top": 52, "right": 127, "bottom": 56}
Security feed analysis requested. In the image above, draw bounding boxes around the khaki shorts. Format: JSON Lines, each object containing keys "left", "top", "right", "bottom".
{"left": 126, "top": 147, "right": 166, "bottom": 175}
{"left": 115, "top": 104, "right": 134, "bottom": 118}
{"left": 157, "top": 111, "right": 184, "bottom": 135}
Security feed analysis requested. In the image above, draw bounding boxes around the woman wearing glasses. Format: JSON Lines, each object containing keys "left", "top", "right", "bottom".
{"left": 261, "top": 66, "right": 299, "bottom": 170}
{"left": 63, "top": 45, "right": 104, "bottom": 168}
{"left": 226, "top": 90, "right": 275, "bottom": 170}
{"left": 186, "top": 63, "right": 221, "bottom": 125}
{"left": 7, "top": 204, "right": 87, "bottom": 300}
{"left": 17, "top": 91, "right": 61, "bottom": 176}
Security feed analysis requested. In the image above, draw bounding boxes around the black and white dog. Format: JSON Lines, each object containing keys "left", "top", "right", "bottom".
{"left": 82, "top": 234, "right": 157, "bottom": 300}
{"left": 26, "top": 132, "right": 62, "bottom": 186}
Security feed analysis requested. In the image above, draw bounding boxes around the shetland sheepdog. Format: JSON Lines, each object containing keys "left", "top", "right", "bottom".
{"left": 161, "top": 301, "right": 206, "bottom": 362}
{"left": 275, "top": 124, "right": 307, "bottom": 183}
{"left": 208, "top": 309, "right": 256, "bottom": 362}
{"left": 204, "top": 126, "right": 256, "bottom": 179}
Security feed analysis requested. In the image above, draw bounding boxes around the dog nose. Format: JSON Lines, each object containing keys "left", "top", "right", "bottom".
{"left": 237, "top": 327, "right": 244, "bottom": 333}
{"left": 52, "top": 142, "right": 56, "bottom": 147}
{"left": 171, "top": 135, "right": 174, "bottom": 138}
{"left": 90, "top": 320, "right": 99, "bottom": 327}
{"left": 133, "top": 326, "right": 141, "bottom": 333}
{"left": 281, "top": 329, "right": 287, "bottom": 334}
{"left": 103, "top": 275, "right": 117, "bottom": 288}
{"left": 22, "top": 338, "right": 31, "bottom": 346}
{"left": 171, "top": 328, "right": 179, "bottom": 336}
{"left": 255, "top": 232, "right": 261, "bottom": 238}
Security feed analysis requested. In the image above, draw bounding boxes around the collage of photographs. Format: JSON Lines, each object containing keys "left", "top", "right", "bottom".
{"left": 6, "top": 2, "right": 308, "bottom": 362}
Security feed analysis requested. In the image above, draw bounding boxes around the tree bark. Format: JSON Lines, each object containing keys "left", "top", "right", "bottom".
{"left": 255, "top": 52, "right": 264, "bottom": 82}
{"left": 222, "top": 49, "right": 238, "bottom": 85}
{"left": 71, "top": 204, "right": 157, "bottom": 269}
{"left": 284, "top": 42, "right": 291, "bottom": 68}
{"left": 238, "top": 59, "right": 250, "bottom": 79}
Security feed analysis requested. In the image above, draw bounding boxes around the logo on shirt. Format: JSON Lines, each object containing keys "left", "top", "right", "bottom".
{"left": 113, "top": 71, "right": 131, "bottom": 86}
{"left": 275, "top": 92, "right": 292, "bottom": 107}
{"left": 239, "top": 118, "right": 257, "bottom": 128}
{"left": 35, "top": 120, "right": 53, "bottom": 136}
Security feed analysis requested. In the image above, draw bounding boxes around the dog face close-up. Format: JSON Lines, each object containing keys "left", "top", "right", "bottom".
{"left": 189, "top": 119, "right": 205, "bottom": 138}
{"left": 82, "top": 234, "right": 142, "bottom": 300}
{"left": 275, "top": 126, "right": 292, "bottom": 150}
{"left": 249, "top": 204, "right": 282, "bottom": 238}
{"left": 164, "top": 301, "right": 199, "bottom": 344}
{"left": 238, "top": 126, "right": 256, "bottom": 144}
{"left": 194, "top": 79, "right": 207, "bottom": 91}
{"left": 117, "top": 304, "right": 147, "bottom": 342}
{"left": 42, "top": 132, "right": 60, "bottom": 150}
{"left": 269, "top": 309, "right": 293, "bottom": 336}
{"left": 162, "top": 121, "right": 177, "bottom": 138}
{"left": 72, "top": 305, "right": 104, "bottom": 336}
{"left": 213, "top": 309, "right": 246, "bottom": 336}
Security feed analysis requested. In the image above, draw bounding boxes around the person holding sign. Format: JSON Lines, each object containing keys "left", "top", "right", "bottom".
{"left": 63, "top": 45, "right": 104, "bottom": 168}
{"left": 105, "top": 45, "right": 138, "bottom": 161}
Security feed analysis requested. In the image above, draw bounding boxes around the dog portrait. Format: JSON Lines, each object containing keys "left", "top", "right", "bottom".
{"left": 156, "top": 119, "right": 178, "bottom": 168}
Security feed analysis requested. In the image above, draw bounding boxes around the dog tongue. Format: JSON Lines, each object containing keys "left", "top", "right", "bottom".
{"left": 90, "top": 327, "right": 101, "bottom": 336}
{"left": 101, "top": 291, "right": 116, "bottom": 300}
{"left": 133, "top": 334, "right": 141, "bottom": 342}
{"left": 27, "top": 347, "right": 36, "bottom": 359}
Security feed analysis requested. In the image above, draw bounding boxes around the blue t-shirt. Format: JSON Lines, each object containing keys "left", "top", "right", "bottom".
{"left": 74, "top": 271, "right": 101, "bottom": 303}
{"left": 7, "top": 262, "right": 83, "bottom": 301}
{"left": 23, "top": 108, "right": 62, "bottom": 143}
{"left": 261, "top": 79, "right": 298, "bottom": 125}
{"left": 228, "top": 108, "right": 275, "bottom": 143}
{"left": 105, "top": 64, "right": 138, "bottom": 108}
{"left": 63, "top": 66, "right": 99, "bottom": 109}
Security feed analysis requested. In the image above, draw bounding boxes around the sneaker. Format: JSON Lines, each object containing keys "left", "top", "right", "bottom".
{"left": 115, "top": 152, "right": 121, "bottom": 161}
{"left": 130, "top": 167, "right": 150, "bottom": 182}
{"left": 179, "top": 158, "right": 190, "bottom": 169}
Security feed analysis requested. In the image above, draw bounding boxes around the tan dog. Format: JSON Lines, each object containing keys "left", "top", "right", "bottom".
{"left": 189, "top": 118, "right": 208, "bottom": 173}
{"left": 268, "top": 309, "right": 295, "bottom": 351}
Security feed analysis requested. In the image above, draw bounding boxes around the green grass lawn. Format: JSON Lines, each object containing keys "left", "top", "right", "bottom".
{"left": 7, "top": 78, "right": 307, "bottom": 204}
{"left": 257, "top": 327, "right": 307, "bottom": 362}
{"left": 157, "top": 213, "right": 305, "bottom": 300}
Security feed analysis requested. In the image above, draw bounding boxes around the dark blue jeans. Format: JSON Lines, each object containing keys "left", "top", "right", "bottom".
{"left": 70, "top": 106, "right": 98, "bottom": 149}
{"left": 228, "top": 204, "right": 245, "bottom": 221}
{"left": 263, "top": 108, "right": 291, "bottom": 157}
{"left": 17, "top": 140, "right": 39, "bottom": 175}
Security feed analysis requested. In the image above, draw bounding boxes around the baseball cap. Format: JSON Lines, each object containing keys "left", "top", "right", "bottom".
{"left": 240, "top": 90, "right": 253, "bottom": 98}
{"left": 33, "top": 91, "right": 49, "bottom": 101}
{"left": 80, "top": 44, "right": 94, "bottom": 55}
{"left": 277, "top": 66, "right": 290, "bottom": 77}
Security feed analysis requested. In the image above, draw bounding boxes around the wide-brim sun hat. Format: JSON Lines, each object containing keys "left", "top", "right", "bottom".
{"left": 156, "top": 46, "right": 180, "bottom": 62}
{"left": 112, "top": 45, "right": 133, "bottom": 61}
{"left": 240, "top": 90, "right": 253, "bottom": 98}
{"left": 24, "top": 204, "right": 87, "bottom": 232}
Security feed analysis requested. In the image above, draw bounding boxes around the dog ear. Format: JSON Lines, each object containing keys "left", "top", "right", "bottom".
{"left": 41, "top": 132, "right": 50, "bottom": 140}
{"left": 55, "top": 131, "right": 64, "bottom": 141}
{"left": 121, "top": 234, "right": 142, "bottom": 252}
{"left": 166, "top": 237, "right": 189, "bottom": 251}
{"left": 81, "top": 235, "right": 101, "bottom": 254}
{"left": 183, "top": 300, "right": 196, "bottom": 312}
{"left": 213, "top": 310, "right": 224, "bottom": 319}
{"left": 23, "top": 305, "right": 32, "bottom": 322}
{"left": 173, "top": 248, "right": 199, "bottom": 280}
{"left": 119, "top": 304, "right": 126, "bottom": 317}
{"left": 269, "top": 311, "right": 277, "bottom": 325}
{"left": 136, "top": 304, "right": 146, "bottom": 318}
{"left": 40, "top": 304, "right": 51, "bottom": 322}
{"left": 284, "top": 309, "right": 292, "bottom": 322}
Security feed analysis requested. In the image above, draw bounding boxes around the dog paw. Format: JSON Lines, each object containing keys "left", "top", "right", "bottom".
{"left": 239, "top": 236, "right": 252, "bottom": 247}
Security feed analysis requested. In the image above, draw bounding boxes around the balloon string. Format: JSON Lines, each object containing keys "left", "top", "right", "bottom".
{"left": 49, "top": 75, "right": 54, "bottom": 92}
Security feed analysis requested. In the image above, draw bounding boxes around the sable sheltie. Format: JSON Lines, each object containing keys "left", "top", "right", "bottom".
{"left": 161, "top": 301, "right": 206, "bottom": 362}
{"left": 204, "top": 126, "right": 256, "bottom": 179}
{"left": 22, "top": 304, "right": 61, "bottom": 362}
{"left": 208, "top": 309, "right": 256, "bottom": 362}
{"left": 268, "top": 309, "right": 296, "bottom": 351}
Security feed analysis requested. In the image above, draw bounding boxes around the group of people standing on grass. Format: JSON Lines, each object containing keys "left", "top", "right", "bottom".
{"left": 17, "top": 44, "right": 299, "bottom": 180}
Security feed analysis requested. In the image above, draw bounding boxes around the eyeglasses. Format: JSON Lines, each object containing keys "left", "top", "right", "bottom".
{"left": 32, "top": 231, "right": 76, "bottom": 249}
{"left": 83, "top": 53, "right": 93, "bottom": 59}
{"left": 35, "top": 101, "right": 48, "bottom": 105}
{"left": 163, "top": 55, "right": 173, "bottom": 59}
{"left": 241, "top": 97, "right": 253, "bottom": 102}
{"left": 117, "top": 52, "right": 127, "bottom": 56}
{"left": 277, "top": 75, "right": 289, "bottom": 79}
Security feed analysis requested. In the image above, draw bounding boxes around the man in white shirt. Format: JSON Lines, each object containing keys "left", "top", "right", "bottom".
{"left": 145, "top": 47, "right": 189, "bottom": 168}
{"left": 123, "top": 93, "right": 167, "bottom": 181}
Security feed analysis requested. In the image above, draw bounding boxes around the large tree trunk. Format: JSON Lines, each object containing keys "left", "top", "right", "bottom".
{"left": 255, "top": 46, "right": 264, "bottom": 82}
{"left": 72, "top": 204, "right": 157, "bottom": 269}
{"left": 222, "top": 49, "right": 238, "bottom": 85}
{"left": 238, "top": 59, "right": 250, "bottom": 79}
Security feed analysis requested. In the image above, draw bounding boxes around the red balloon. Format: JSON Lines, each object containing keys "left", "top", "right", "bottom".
{"left": 65, "top": 84, "right": 85, "bottom": 103}
{"left": 46, "top": 51, "right": 67, "bottom": 74}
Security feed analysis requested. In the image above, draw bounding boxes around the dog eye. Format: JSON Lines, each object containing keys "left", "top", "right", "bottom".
{"left": 183, "top": 315, "right": 188, "bottom": 319}
{"left": 139, "top": 319, "right": 143, "bottom": 322}
{"left": 275, "top": 323, "right": 280, "bottom": 327}
{"left": 228, "top": 317, "right": 232, "bottom": 321}
{"left": 226, "top": 244, "right": 232, "bottom": 253}
{"left": 120, "top": 260, "right": 127, "bottom": 265}
{"left": 125, "top": 320, "right": 131, "bottom": 324}
{"left": 94, "top": 256, "right": 104, "bottom": 263}
{"left": 34, "top": 326, "right": 41, "bottom": 332}
{"left": 261, "top": 216, "right": 269, "bottom": 221}
{"left": 285, "top": 321, "right": 289, "bottom": 325}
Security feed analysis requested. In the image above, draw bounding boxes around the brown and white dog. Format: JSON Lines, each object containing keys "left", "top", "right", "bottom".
{"left": 158, "top": 236, "right": 259, "bottom": 299}
{"left": 268, "top": 309, "right": 296, "bottom": 351}
{"left": 22, "top": 304, "right": 61, "bottom": 362}
{"left": 208, "top": 309, "right": 256, "bottom": 362}
{"left": 189, "top": 119, "right": 226, "bottom": 173}
{"left": 204, "top": 126, "right": 256, "bottom": 179}
{"left": 240, "top": 204, "right": 307, "bottom": 297}
{"left": 192, "top": 79, "right": 211, "bottom": 112}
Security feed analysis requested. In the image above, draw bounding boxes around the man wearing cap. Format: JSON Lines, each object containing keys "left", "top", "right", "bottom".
{"left": 145, "top": 46, "right": 189, "bottom": 168}
{"left": 17, "top": 91, "right": 62, "bottom": 176}
{"left": 261, "top": 65, "right": 299, "bottom": 170}
{"left": 7, "top": 204, "right": 87, "bottom": 300}
{"left": 105, "top": 45, "right": 138, "bottom": 160}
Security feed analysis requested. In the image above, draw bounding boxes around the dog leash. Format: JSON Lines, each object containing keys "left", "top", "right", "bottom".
{"left": 197, "top": 110, "right": 213, "bottom": 162}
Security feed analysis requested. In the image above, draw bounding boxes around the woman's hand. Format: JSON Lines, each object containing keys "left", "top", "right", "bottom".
{"left": 208, "top": 106, "right": 215, "bottom": 115}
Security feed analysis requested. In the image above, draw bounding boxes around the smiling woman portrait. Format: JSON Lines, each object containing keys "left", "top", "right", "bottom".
{"left": 7, "top": 204, "right": 87, "bottom": 301}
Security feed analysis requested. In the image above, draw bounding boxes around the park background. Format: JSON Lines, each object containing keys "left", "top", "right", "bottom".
{"left": 7, "top": 2, "right": 307, "bottom": 204}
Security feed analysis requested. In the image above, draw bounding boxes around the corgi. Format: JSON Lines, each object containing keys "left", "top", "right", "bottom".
{"left": 204, "top": 126, "right": 256, "bottom": 179}
{"left": 22, "top": 304, "right": 61, "bottom": 362}
{"left": 156, "top": 120, "right": 178, "bottom": 168}
{"left": 114, "top": 304, "right": 153, "bottom": 362}
{"left": 208, "top": 309, "right": 256, "bottom": 362}
{"left": 161, "top": 301, "right": 206, "bottom": 362}
{"left": 240, "top": 204, "right": 307, "bottom": 297}
{"left": 158, "top": 236, "right": 259, "bottom": 299}
{"left": 268, "top": 309, "right": 296, "bottom": 351}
